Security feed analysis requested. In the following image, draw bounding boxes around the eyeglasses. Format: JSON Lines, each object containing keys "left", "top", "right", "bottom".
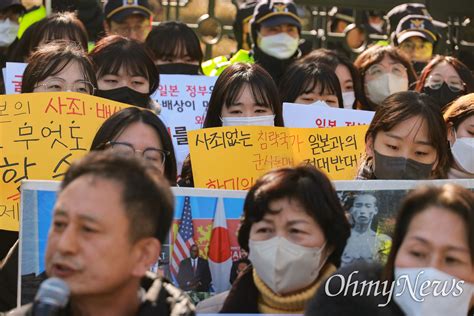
{"left": 35, "top": 78, "right": 95, "bottom": 94}
{"left": 424, "top": 74, "right": 465, "bottom": 93}
{"left": 106, "top": 141, "right": 169, "bottom": 167}
{"left": 365, "top": 63, "right": 406, "bottom": 78}
{"left": 399, "top": 41, "right": 433, "bottom": 53}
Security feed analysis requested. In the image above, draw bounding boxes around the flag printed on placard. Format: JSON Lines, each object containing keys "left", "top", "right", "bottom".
{"left": 171, "top": 196, "right": 195, "bottom": 278}
{"left": 208, "top": 197, "right": 232, "bottom": 293}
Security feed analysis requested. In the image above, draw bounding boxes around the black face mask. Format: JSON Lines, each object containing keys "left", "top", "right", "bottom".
{"left": 422, "top": 83, "right": 463, "bottom": 109}
{"left": 373, "top": 150, "right": 434, "bottom": 180}
{"left": 157, "top": 63, "right": 200, "bottom": 75}
{"left": 96, "top": 86, "right": 150, "bottom": 108}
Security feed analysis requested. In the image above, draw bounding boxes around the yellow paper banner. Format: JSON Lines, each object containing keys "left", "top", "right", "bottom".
{"left": 188, "top": 125, "right": 368, "bottom": 190}
{"left": 0, "top": 92, "right": 130, "bottom": 231}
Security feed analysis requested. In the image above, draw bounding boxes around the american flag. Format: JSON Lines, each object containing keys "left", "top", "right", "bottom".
{"left": 171, "top": 196, "right": 195, "bottom": 278}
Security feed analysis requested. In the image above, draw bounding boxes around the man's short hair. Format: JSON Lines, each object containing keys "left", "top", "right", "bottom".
{"left": 60, "top": 150, "right": 174, "bottom": 244}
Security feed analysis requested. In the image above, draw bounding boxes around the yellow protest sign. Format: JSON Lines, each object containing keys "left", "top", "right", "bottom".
{"left": 188, "top": 125, "right": 368, "bottom": 189}
{"left": 0, "top": 92, "right": 129, "bottom": 231}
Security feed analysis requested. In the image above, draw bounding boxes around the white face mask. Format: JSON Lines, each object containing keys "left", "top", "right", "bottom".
{"left": 365, "top": 73, "right": 408, "bottom": 105}
{"left": 220, "top": 115, "right": 275, "bottom": 127}
{"left": 0, "top": 19, "right": 19, "bottom": 47}
{"left": 342, "top": 91, "right": 356, "bottom": 109}
{"left": 257, "top": 32, "right": 299, "bottom": 60}
{"left": 249, "top": 236, "right": 326, "bottom": 294}
{"left": 450, "top": 129, "right": 474, "bottom": 174}
{"left": 393, "top": 267, "right": 474, "bottom": 316}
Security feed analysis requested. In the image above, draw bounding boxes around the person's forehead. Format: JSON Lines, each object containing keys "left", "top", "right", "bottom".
{"left": 459, "top": 115, "right": 474, "bottom": 129}
{"left": 56, "top": 175, "right": 127, "bottom": 221}
{"left": 381, "top": 115, "right": 431, "bottom": 144}
{"left": 376, "top": 54, "right": 400, "bottom": 66}
{"left": 431, "top": 61, "right": 459, "bottom": 78}
{"left": 405, "top": 207, "right": 469, "bottom": 249}
{"left": 264, "top": 197, "right": 312, "bottom": 220}
{"left": 335, "top": 64, "right": 351, "bottom": 78}
{"left": 354, "top": 194, "right": 376, "bottom": 203}
{"left": 50, "top": 60, "right": 87, "bottom": 82}
{"left": 305, "top": 83, "right": 336, "bottom": 96}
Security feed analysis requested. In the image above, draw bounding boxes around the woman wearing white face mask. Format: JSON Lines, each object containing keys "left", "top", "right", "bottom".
{"left": 220, "top": 166, "right": 351, "bottom": 314}
{"left": 307, "top": 184, "right": 474, "bottom": 316}
{"left": 179, "top": 63, "right": 283, "bottom": 187}
{"left": 279, "top": 62, "right": 344, "bottom": 108}
{"left": 202, "top": 62, "right": 283, "bottom": 128}
{"left": 298, "top": 49, "right": 363, "bottom": 109}
{"left": 354, "top": 45, "right": 417, "bottom": 111}
{"left": 388, "top": 184, "right": 474, "bottom": 315}
{"left": 444, "top": 93, "right": 474, "bottom": 179}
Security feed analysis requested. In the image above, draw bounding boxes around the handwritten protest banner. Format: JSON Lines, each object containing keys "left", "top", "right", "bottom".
{"left": 151, "top": 75, "right": 216, "bottom": 175}
{"left": 283, "top": 102, "right": 375, "bottom": 128}
{"left": 0, "top": 92, "right": 129, "bottom": 231}
{"left": 4, "top": 68, "right": 216, "bottom": 176}
{"left": 188, "top": 125, "right": 368, "bottom": 189}
{"left": 4, "top": 62, "right": 27, "bottom": 94}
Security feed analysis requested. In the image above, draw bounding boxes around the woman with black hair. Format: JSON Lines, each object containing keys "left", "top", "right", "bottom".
{"left": 89, "top": 35, "right": 159, "bottom": 111}
{"left": 179, "top": 63, "right": 283, "bottom": 187}
{"left": 90, "top": 107, "right": 177, "bottom": 185}
{"left": 299, "top": 48, "right": 363, "bottom": 109}
{"left": 279, "top": 62, "right": 343, "bottom": 108}
{"left": 221, "top": 165, "right": 351, "bottom": 313}
{"left": 21, "top": 40, "right": 96, "bottom": 95}
{"left": 357, "top": 91, "right": 449, "bottom": 180}
{"left": 145, "top": 21, "right": 203, "bottom": 75}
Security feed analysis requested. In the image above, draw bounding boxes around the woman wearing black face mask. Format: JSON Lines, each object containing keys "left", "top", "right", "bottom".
{"left": 90, "top": 35, "right": 159, "bottom": 110}
{"left": 416, "top": 55, "right": 474, "bottom": 110}
{"left": 357, "top": 91, "right": 450, "bottom": 180}
{"left": 145, "top": 21, "right": 203, "bottom": 75}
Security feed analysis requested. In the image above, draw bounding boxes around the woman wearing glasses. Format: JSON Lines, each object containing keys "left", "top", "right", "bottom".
{"left": 90, "top": 107, "right": 177, "bottom": 185}
{"left": 21, "top": 41, "right": 96, "bottom": 95}
{"left": 416, "top": 55, "right": 474, "bottom": 110}
{"left": 354, "top": 45, "right": 417, "bottom": 111}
